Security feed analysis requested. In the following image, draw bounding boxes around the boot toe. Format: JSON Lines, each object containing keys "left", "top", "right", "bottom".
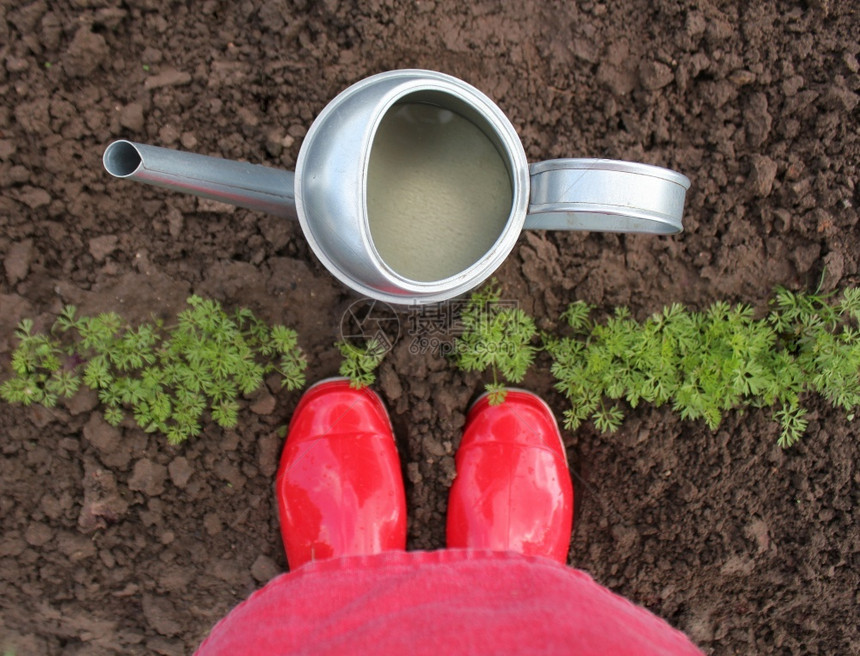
{"left": 286, "top": 378, "right": 394, "bottom": 444}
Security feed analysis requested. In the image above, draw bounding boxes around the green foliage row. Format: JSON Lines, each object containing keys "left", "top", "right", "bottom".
{"left": 452, "top": 285, "right": 860, "bottom": 447}
{"left": 1, "top": 296, "right": 307, "bottom": 444}
{"left": 4, "top": 285, "right": 859, "bottom": 448}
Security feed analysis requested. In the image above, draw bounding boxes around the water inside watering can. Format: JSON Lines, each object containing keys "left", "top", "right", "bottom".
{"left": 367, "top": 102, "right": 512, "bottom": 282}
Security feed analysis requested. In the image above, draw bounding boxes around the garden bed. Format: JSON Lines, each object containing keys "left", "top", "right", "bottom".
{"left": 1, "top": 1, "right": 857, "bottom": 653}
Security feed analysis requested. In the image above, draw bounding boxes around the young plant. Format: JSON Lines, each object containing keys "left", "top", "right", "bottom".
{"left": 1, "top": 296, "right": 307, "bottom": 444}
{"left": 451, "top": 282, "right": 538, "bottom": 404}
{"left": 337, "top": 337, "right": 386, "bottom": 388}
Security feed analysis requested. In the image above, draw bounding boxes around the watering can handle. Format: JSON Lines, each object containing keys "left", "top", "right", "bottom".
{"left": 523, "top": 159, "right": 690, "bottom": 234}
{"left": 103, "top": 141, "right": 298, "bottom": 219}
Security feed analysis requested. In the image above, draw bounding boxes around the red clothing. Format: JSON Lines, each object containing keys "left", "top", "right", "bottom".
{"left": 196, "top": 549, "right": 703, "bottom": 655}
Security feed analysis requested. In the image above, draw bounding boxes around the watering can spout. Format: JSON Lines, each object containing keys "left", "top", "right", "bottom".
{"left": 102, "top": 140, "right": 298, "bottom": 219}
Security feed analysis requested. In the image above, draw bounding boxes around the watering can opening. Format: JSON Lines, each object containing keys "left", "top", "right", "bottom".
{"left": 365, "top": 90, "right": 516, "bottom": 284}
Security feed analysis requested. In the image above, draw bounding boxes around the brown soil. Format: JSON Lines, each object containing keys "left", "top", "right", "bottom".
{"left": 1, "top": 1, "right": 858, "bottom": 654}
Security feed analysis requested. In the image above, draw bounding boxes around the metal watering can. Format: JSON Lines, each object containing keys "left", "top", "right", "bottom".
{"left": 103, "top": 69, "right": 690, "bottom": 305}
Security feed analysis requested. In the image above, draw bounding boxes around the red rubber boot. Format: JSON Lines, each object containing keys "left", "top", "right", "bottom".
{"left": 446, "top": 390, "right": 574, "bottom": 563}
{"left": 276, "top": 379, "right": 407, "bottom": 569}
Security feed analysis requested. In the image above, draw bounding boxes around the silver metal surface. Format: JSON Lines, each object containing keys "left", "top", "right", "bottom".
{"left": 103, "top": 140, "right": 297, "bottom": 218}
{"left": 294, "top": 69, "right": 528, "bottom": 305}
{"left": 525, "top": 159, "right": 689, "bottom": 233}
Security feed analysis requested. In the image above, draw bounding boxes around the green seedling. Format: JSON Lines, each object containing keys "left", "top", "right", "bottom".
{"left": 451, "top": 282, "right": 538, "bottom": 405}
{"left": 337, "top": 338, "right": 387, "bottom": 388}
{"left": 1, "top": 296, "right": 307, "bottom": 444}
